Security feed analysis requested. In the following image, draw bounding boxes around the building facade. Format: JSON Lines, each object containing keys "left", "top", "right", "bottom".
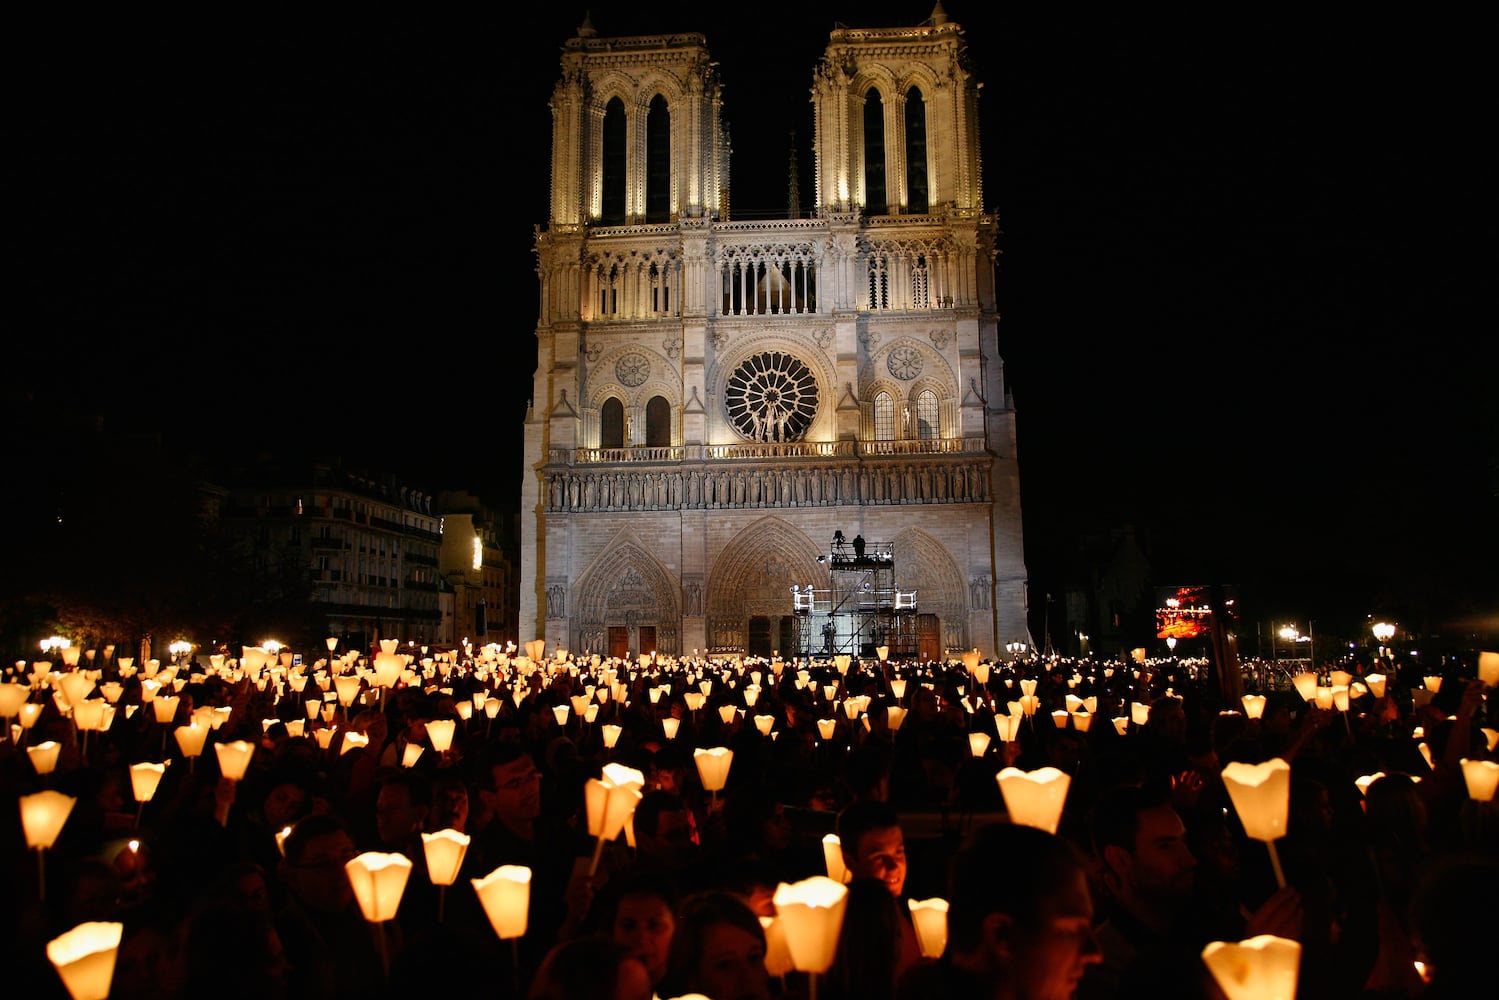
{"left": 520, "top": 6, "right": 1030, "bottom": 660}
{"left": 219, "top": 462, "right": 445, "bottom": 652}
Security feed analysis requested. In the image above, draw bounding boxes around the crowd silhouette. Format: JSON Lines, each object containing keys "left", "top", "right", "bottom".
{"left": 2, "top": 642, "right": 1495, "bottom": 999}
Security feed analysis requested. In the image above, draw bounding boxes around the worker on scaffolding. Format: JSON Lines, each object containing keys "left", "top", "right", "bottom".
{"left": 853, "top": 533, "right": 866, "bottom": 560}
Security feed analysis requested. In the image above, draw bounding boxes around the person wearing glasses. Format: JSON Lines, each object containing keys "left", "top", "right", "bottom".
{"left": 470, "top": 743, "right": 593, "bottom": 986}
{"left": 274, "top": 813, "right": 397, "bottom": 999}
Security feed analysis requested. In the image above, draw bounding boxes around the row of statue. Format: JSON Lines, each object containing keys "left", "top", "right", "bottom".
{"left": 546, "top": 462, "right": 993, "bottom": 511}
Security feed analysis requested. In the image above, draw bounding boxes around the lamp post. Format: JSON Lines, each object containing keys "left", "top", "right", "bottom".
{"left": 1371, "top": 621, "right": 1395, "bottom": 663}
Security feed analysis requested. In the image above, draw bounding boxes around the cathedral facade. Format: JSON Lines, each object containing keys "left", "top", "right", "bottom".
{"left": 520, "top": 6, "right": 1031, "bottom": 660}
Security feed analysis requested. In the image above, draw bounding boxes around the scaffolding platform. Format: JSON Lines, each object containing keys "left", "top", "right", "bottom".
{"left": 791, "top": 539, "right": 917, "bottom": 658}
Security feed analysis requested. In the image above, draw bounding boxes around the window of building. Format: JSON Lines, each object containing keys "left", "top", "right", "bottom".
{"left": 601, "top": 97, "right": 627, "bottom": 225}
{"left": 645, "top": 395, "right": 671, "bottom": 446}
{"left": 904, "top": 86, "right": 928, "bottom": 213}
{"left": 646, "top": 94, "right": 671, "bottom": 223}
{"left": 863, "top": 88, "right": 886, "bottom": 214}
{"left": 874, "top": 391, "right": 895, "bottom": 441}
{"left": 915, "top": 390, "right": 939, "bottom": 439}
{"left": 601, "top": 397, "right": 625, "bottom": 449}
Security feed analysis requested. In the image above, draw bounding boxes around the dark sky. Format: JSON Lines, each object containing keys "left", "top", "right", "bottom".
{"left": 17, "top": 5, "right": 1495, "bottom": 639}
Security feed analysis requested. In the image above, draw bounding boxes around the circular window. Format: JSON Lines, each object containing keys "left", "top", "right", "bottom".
{"left": 724, "top": 351, "right": 819, "bottom": 442}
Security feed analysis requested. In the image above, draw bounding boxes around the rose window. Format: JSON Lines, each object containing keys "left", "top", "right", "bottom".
{"left": 724, "top": 351, "right": 819, "bottom": 442}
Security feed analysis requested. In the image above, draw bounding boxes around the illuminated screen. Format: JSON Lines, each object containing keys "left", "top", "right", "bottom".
{"left": 1156, "top": 585, "right": 1237, "bottom": 640}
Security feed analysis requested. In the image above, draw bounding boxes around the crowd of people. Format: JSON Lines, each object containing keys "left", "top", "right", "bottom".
{"left": 2, "top": 643, "right": 1495, "bottom": 999}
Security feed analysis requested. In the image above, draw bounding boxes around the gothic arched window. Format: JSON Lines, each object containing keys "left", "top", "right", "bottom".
{"left": 863, "top": 88, "right": 886, "bottom": 215}
{"left": 601, "top": 97, "right": 627, "bottom": 225}
{"left": 645, "top": 395, "right": 671, "bottom": 447}
{"left": 601, "top": 397, "right": 625, "bottom": 449}
{"left": 645, "top": 94, "right": 671, "bottom": 223}
{"left": 915, "top": 389, "right": 939, "bottom": 439}
{"left": 904, "top": 86, "right": 928, "bottom": 214}
{"left": 874, "top": 391, "right": 895, "bottom": 441}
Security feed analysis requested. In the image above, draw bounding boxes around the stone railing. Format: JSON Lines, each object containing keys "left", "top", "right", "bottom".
{"left": 553, "top": 438, "right": 983, "bottom": 465}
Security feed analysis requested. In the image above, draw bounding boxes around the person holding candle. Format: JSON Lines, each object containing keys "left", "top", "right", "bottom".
{"left": 837, "top": 800, "right": 924, "bottom": 988}
{"left": 273, "top": 812, "right": 396, "bottom": 999}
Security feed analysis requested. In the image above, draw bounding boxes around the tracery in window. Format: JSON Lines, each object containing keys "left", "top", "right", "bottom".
{"left": 874, "top": 391, "right": 895, "bottom": 441}
{"left": 915, "top": 390, "right": 939, "bottom": 439}
{"left": 724, "top": 352, "right": 818, "bottom": 442}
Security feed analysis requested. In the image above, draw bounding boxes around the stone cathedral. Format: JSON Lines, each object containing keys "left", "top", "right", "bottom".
{"left": 519, "top": 4, "right": 1031, "bottom": 661}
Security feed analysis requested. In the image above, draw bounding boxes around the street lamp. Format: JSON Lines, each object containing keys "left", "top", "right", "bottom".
{"left": 1371, "top": 621, "right": 1395, "bottom": 662}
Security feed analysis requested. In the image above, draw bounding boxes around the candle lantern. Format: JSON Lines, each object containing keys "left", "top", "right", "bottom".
{"left": 1479, "top": 651, "right": 1499, "bottom": 687}
{"left": 1364, "top": 673, "right": 1387, "bottom": 698}
{"left": 995, "top": 766, "right": 1071, "bottom": 834}
{"left": 602, "top": 723, "right": 623, "bottom": 749}
{"left": 474, "top": 864, "right": 532, "bottom": 940}
{"left": 761, "top": 915, "right": 796, "bottom": 978}
{"left": 28, "top": 740, "right": 62, "bottom": 775}
{"left": 173, "top": 722, "right": 208, "bottom": 760}
{"left": 994, "top": 713, "right": 1022, "bottom": 743}
{"left": 47, "top": 921, "right": 123, "bottom": 1000}
{"left": 1291, "top": 672, "right": 1318, "bottom": 703}
{"left": 821, "top": 833, "right": 850, "bottom": 883}
{"left": 968, "top": 732, "right": 991, "bottom": 758}
{"left": 908, "top": 898, "right": 949, "bottom": 959}
{"left": 1460, "top": 758, "right": 1499, "bottom": 801}
{"left": 753, "top": 715, "right": 776, "bottom": 737}
{"left": 817, "top": 718, "right": 837, "bottom": 740}
{"left": 773, "top": 875, "right": 850, "bottom": 998}
{"left": 426, "top": 719, "right": 456, "bottom": 753}
{"left": 1241, "top": 695, "right": 1266, "bottom": 719}
{"left": 422, "top": 828, "right": 470, "bottom": 923}
{"left": 1201, "top": 934, "right": 1301, "bottom": 1000}
{"left": 1220, "top": 757, "right": 1292, "bottom": 887}
{"left": 346, "top": 851, "right": 413, "bottom": 923}
{"left": 694, "top": 747, "right": 734, "bottom": 800}
{"left": 214, "top": 739, "right": 256, "bottom": 781}
{"left": 584, "top": 763, "right": 645, "bottom": 875}
{"left": 21, "top": 789, "right": 76, "bottom": 901}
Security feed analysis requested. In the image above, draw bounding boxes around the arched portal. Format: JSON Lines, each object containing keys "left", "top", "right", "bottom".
{"left": 572, "top": 534, "right": 681, "bottom": 656}
{"left": 705, "top": 517, "right": 821, "bottom": 655}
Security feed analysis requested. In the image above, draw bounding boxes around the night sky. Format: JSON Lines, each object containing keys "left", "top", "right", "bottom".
{"left": 15, "top": 5, "right": 1494, "bottom": 640}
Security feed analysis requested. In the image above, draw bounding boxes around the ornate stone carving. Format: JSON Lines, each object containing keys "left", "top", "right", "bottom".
{"left": 928, "top": 328, "right": 951, "bottom": 350}
{"left": 724, "top": 351, "right": 819, "bottom": 443}
{"left": 615, "top": 352, "right": 650, "bottom": 386}
{"left": 887, "top": 345, "right": 923, "bottom": 380}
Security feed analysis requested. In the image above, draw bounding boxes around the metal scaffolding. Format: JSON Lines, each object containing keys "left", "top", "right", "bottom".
{"left": 791, "top": 537, "right": 918, "bottom": 658}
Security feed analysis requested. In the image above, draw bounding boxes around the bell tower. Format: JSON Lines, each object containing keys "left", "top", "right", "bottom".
{"left": 546, "top": 17, "right": 728, "bottom": 229}
{"left": 811, "top": 3, "right": 982, "bottom": 216}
